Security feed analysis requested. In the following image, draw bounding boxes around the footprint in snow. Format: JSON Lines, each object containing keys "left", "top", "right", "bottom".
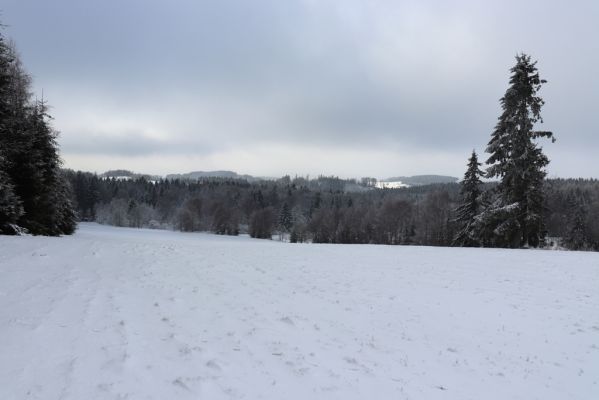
{"left": 172, "top": 378, "right": 190, "bottom": 391}
{"left": 280, "top": 316, "right": 295, "bottom": 326}
{"left": 344, "top": 357, "right": 358, "bottom": 365}
{"left": 179, "top": 345, "right": 192, "bottom": 356}
{"left": 206, "top": 359, "right": 222, "bottom": 371}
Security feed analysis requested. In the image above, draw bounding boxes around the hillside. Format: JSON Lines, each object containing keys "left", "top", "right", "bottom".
{"left": 165, "top": 170, "right": 265, "bottom": 182}
{"left": 1, "top": 223, "right": 597, "bottom": 399}
{"left": 383, "top": 175, "right": 459, "bottom": 186}
{"left": 100, "top": 170, "right": 161, "bottom": 181}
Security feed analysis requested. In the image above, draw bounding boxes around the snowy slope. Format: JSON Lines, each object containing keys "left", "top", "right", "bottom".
{"left": 0, "top": 223, "right": 597, "bottom": 400}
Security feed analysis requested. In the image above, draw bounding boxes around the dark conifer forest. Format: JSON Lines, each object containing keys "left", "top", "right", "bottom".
{"left": 0, "top": 25, "right": 76, "bottom": 235}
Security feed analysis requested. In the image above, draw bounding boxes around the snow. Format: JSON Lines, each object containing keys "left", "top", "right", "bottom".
{"left": 376, "top": 181, "right": 409, "bottom": 189}
{"left": 1, "top": 223, "right": 598, "bottom": 400}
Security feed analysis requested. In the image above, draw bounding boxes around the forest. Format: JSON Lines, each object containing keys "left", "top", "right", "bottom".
{"left": 65, "top": 171, "right": 599, "bottom": 251}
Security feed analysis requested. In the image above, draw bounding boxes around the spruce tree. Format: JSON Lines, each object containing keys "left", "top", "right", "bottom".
{"left": 0, "top": 29, "right": 11, "bottom": 130}
{"left": 0, "top": 31, "right": 22, "bottom": 233}
{"left": 482, "top": 54, "right": 554, "bottom": 248}
{"left": 453, "top": 150, "right": 484, "bottom": 247}
{"left": 564, "top": 191, "right": 589, "bottom": 250}
{"left": 0, "top": 158, "right": 23, "bottom": 234}
{"left": 278, "top": 202, "right": 292, "bottom": 233}
{"left": 22, "top": 100, "right": 62, "bottom": 234}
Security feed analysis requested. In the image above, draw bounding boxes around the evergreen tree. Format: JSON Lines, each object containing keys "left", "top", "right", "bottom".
{"left": 0, "top": 29, "right": 11, "bottom": 131}
{"left": 0, "top": 159, "right": 23, "bottom": 234}
{"left": 481, "top": 54, "right": 554, "bottom": 248}
{"left": 564, "top": 192, "right": 589, "bottom": 250}
{"left": 0, "top": 32, "right": 22, "bottom": 233}
{"left": 53, "top": 173, "right": 77, "bottom": 235}
{"left": 0, "top": 24, "right": 76, "bottom": 235}
{"left": 21, "top": 100, "right": 61, "bottom": 234}
{"left": 453, "top": 151, "right": 484, "bottom": 246}
{"left": 278, "top": 202, "right": 292, "bottom": 233}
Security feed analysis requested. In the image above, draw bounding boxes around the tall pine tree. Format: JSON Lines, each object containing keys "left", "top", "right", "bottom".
{"left": 0, "top": 29, "right": 22, "bottom": 233}
{"left": 481, "top": 54, "right": 554, "bottom": 248}
{"left": 453, "top": 150, "right": 484, "bottom": 247}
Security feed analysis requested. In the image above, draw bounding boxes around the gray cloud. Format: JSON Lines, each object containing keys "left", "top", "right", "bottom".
{"left": 60, "top": 130, "right": 218, "bottom": 157}
{"left": 2, "top": 0, "right": 598, "bottom": 177}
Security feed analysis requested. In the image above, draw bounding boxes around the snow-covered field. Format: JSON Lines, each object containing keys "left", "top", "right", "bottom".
{"left": 1, "top": 223, "right": 597, "bottom": 400}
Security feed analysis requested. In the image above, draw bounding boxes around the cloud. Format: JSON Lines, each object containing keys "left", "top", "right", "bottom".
{"left": 60, "top": 130, "right": 217, "bottom": 157}
{"left": 3, "top": 0, "right": 598, "bottom": 177}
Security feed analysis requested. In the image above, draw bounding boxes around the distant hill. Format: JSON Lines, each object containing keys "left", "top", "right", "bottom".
{"left": 101, "top": 169, "right": 136, "bottom": 178}
{"left": 99, "top": 170, "right": 459, "bottom": 187}
{"left": 382, "top": 175, "right": 459, "bottom": 186}
{"left": 100, "top": 170, "right": 161, "bottom": 181}
{"left": 165, "top": 170, "right": 266, "bottom": 182}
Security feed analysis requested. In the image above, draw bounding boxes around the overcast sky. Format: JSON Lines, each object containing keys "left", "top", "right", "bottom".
{"left": 2, "top": 0, "right": 598, "bottom": 178}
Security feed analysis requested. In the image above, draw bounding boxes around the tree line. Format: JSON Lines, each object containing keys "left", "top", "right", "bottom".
{"left": 63, "top": 171, "right": 599, "bottom": 251}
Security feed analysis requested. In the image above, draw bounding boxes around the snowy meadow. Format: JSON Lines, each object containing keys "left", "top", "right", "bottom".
{"left": 1, "top": 223, "right": 598, "bottom": 399}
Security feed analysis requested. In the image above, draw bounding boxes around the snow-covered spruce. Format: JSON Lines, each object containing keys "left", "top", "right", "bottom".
{"left": 453, "top": 150, "right": 484, "bottom": 247}
{"left": 480, "top": 54, "right": 555, "bottom": 248}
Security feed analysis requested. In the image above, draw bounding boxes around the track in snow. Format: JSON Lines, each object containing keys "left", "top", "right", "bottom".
{"left": 1, "top": 223, "right": 598, "bottom": 399}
